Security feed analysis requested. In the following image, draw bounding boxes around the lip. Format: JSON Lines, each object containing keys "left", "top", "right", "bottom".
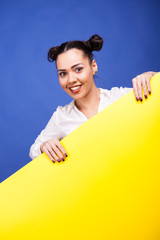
{"left": 68, "top": 84, "right": 82, "bottom": 94}
{"left": 68, "top": 84, "right": 82, "bottom": 89}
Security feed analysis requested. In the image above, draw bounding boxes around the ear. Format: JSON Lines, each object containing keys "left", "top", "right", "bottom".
{"left": 91, "top": 59, "right": 98, "bottom": 75}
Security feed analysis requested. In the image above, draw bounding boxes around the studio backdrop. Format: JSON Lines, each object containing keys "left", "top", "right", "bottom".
{"left": 0, "top": 0, "right": 160, "bottom": 182}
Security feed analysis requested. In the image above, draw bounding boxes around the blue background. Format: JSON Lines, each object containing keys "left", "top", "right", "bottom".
{"left": 0, "top": 0, "right": 160, "bottom": 182}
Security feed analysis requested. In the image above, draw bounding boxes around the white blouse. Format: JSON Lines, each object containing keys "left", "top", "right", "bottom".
{"left": 29, "top": 87, "right": 132, "bottom": 159}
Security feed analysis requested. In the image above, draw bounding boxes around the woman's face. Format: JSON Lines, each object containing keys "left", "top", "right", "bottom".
{"left": 56, "top": 48, "right": 98, "bottom": 100}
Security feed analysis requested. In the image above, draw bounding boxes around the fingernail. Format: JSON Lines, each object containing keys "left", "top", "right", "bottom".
{"left": 64, "top": 153, "right": 68, "bottom": 157}
{"left": 52, "top": 160, "right": 55, "bottom": 163}
{"left": 140, "top": 98, "right": 143, "bottom": 102}
{"left": 61, "top": 157, "right": 65, "bottom": 161}
{"left": 149, "top": 91, "right": 151, "bottom": 95}
{"left": 145, "top": 95, "right": 147, "bottom": 99}
{"left": 57, "top": 159, "right": 60, "bottom": 162}
{"left": 136, "top": 97, "right": 139, "bottom": 101}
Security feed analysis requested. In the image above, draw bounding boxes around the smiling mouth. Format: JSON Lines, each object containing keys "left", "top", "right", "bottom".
{"left": 69, "top": 84, "right": 82, "bottom": 93}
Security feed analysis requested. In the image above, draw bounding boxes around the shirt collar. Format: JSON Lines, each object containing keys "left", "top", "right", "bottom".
{"left": 66, "top": 88, "right": 108, "bottom": 114}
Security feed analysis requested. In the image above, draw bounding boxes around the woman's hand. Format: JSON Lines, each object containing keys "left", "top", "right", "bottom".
{"left": 132, "top": 71, "right": 157, "bottom": 101}
{"left": 40, "top": 138, "right": 68, "bottom": 163}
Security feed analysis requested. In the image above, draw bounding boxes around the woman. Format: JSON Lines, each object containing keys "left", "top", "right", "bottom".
{"left": 29, "top": 34, "right": 157, "bottom": 163}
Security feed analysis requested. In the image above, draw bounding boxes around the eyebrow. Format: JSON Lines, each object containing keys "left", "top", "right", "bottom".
{"left": 57, "top": 63, "right": 83, "bottom": 72}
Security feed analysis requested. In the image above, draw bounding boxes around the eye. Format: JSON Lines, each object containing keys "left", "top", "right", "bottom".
{"left": 75, "top": 67, "right": 83, "bottom": 72}
{"left": 59, "top": 72, "right": 66, "bottom": 77}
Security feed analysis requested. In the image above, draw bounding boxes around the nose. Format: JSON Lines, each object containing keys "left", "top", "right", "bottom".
{"left": 67, "top": 72, "right": 77, "bottom": 84}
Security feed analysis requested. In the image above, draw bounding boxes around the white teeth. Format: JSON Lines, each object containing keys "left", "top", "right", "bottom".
{"left": 70, "top": 85, "right": 81, "bottom": 91}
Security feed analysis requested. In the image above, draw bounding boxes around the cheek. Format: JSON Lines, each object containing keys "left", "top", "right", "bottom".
{"left": 80, "top": 70, "right": 93, "bottom": 81}
{"left": 59, "top": 78, "right": 65, "bottom": 87}
{"left": 59, "top": 79, "right": 71, "bottom": 93}
{"left": 59, "top": 79, "right": 66, "bottom": 89}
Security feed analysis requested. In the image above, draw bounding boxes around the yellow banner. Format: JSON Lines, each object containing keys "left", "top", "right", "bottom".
{"left": 0, "top": 73, "right": 160, "bottom": 240}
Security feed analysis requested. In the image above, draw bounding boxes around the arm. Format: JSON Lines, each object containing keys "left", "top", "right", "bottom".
{"left": 29, "top": 110, "right": 67, "bottom": 163}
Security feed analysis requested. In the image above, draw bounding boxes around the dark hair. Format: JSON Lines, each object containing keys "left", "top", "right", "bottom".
{"left": 47, "top": 34, "right": 103, "bottom": 65}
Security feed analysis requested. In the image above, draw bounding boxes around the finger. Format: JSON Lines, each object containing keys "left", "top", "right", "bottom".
{"left": 141, "top": 76, "right": 148, "bottom": 99}
{"left": 145, "top": 75, "right": 151, "bottom": 95}
{"left": 46, "top": 143, "right": 62, "bottom": 162}
{"left": 132, "top": 78, "right": 139, "bottom": 101}
{"left": 53, "top": 144, "right": 66, "bottom": 162}
{"left": 49, "top": 147, "right": 62, "bottom": 163}
{"left": 42, "top": 145, "right": 55, "bottom": 163}
{"left": 137, "top": 77, "right": 143, "bottom": 101}
{"left": 55, "top": 140, "right": 68, "bottom": 159}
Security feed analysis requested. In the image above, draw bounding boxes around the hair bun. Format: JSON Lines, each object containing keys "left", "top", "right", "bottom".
{"left": 86, "top": 34, "right": 103, "bottom": 52}
{"left": 47, "top": 46, "right": 60, "bottom": 62}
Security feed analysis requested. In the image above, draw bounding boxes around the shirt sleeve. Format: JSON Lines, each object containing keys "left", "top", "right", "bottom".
{"left": 109, "top": 86, "right": 133, "bottom": 101}
{"left": 29, "top": 109, "right": 63, "bottom": 160}
{"left": 111, "top": 86, "right": 132, "bottom": 96}
{"left": 119, "top": 86, "right": 133, "bottom": 95}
